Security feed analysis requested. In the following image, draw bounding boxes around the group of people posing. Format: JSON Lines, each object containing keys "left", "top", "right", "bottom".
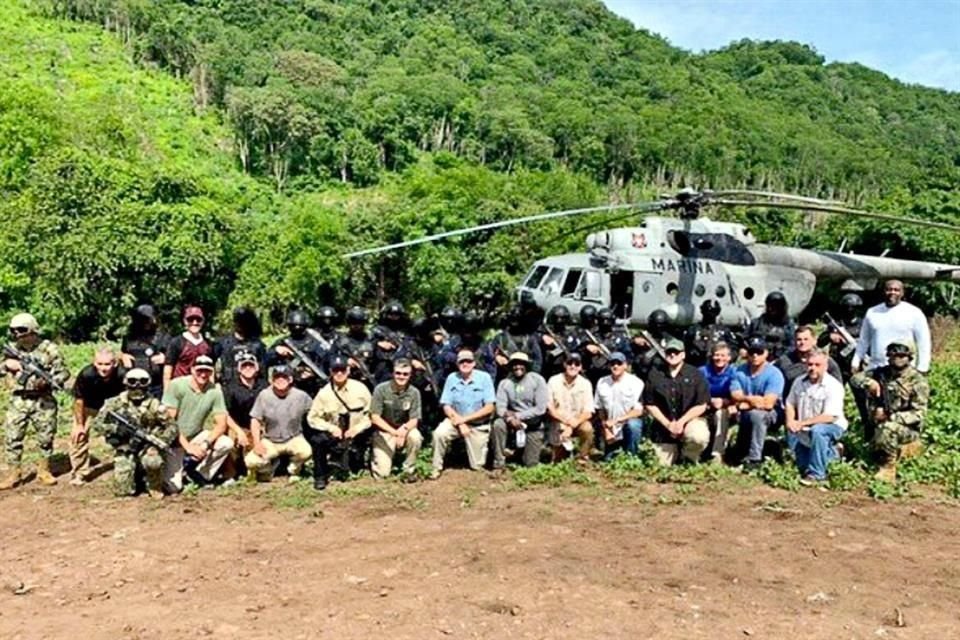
{"left": 0, "top": 278, "right": 932, "bottom": 496}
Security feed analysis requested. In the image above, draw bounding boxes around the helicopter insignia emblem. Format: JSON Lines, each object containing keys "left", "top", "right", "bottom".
{"left": 631, "top": 233, "right": 647, "bottom": 249}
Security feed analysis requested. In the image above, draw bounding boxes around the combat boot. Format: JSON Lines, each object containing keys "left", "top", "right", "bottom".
{"left": 0, "top": 466, "right": 22, "bottom": 490}
{"left": 899, "top": 440, "right": 924, "bottom": 461}
{"left": 35, "top": 458, "right": 57, "bottom": 486}
{"left": 874, "top": 461, "right": 897, "bottom": 484}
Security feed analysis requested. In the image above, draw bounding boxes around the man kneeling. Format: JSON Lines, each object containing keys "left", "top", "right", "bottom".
{"left": 244, "top": 365, "right": 313, "bottom": 482}
{"left": 370, "top": 359, "right": 423, "bottom": 480}
{"left": 784, "top": 350, "right": 847, "bottom": 485}
{"left": 643, "top": 339, "right": 710, "bottom": 465}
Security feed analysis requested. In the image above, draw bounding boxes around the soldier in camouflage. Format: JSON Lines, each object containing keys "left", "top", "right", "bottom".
{"left": 93, "top": 368, "right": 178, "bottom": 498}
{"left": 850, "top": 342, "right": 929, "bottom": 483}
{"left": 0, "top": 313, "right": 70, "bottom": 490}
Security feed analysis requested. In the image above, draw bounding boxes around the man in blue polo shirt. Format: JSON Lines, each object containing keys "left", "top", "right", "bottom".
{"left": 699, "top": 341, "right": 738, "bottom": 462}
{"left": 729, "top": 337, "right": 785, "bottom": 469}
{"left": 430, "top": 349, "right": 496, "bottom": 479}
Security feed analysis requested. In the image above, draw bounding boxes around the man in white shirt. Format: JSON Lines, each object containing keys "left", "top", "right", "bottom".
{"left": 594, "top": 351, "right": 644, "bottom": 459}
{"left": 785, "top": 350, "right": 847, "bottom": 484}
{"left": 853, "top": 280, "right": 931, "bottom": 374}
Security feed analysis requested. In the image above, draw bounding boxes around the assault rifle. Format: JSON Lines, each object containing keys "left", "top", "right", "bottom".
{"left": 637, "top": 329, "right": 668, "bottom": 362}
{"left": 3, "top": 344, "right": 63, "bottom": 391}
{"left": 105, "top": 410, "right": 171, "bottom": 453}
{"left": 542, "top": 326, "right": 572, "bottom": 359}
{"left": 823, "top": 312, "right": 857, "bottom": 359}
{"left": 282, "top": 338, "right": 329, "bottom": 385}
{"left": 341, "top": 346, "right": 374, "bottom": 385}
{"left": 582, "top": 328, "right": 611, "bottom": 357}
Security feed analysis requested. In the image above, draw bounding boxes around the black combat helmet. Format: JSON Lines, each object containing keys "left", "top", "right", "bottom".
{"left": 764, "top": 291, "right": 788, "bottom": 319}
{"left": 579, "top": 304, "right": 598, "bottom": 329}
{"left": 286, "top": 309, "right": 311, "bottom": 338}
{"left": 345, "top": 306, "right": 368, "bottom": 326}
{"left": 700, "top": 299, "right": 721, "bottom": 322}
{"left": 597, "top": 307, "right": 616, "bottom": 330}
{"left": 380, "top": 301, "right": 406, "bottom": 329}
{"left": 440, "top": 306, "right": 464, "bottom": 334}
{"left": 547, "top": 305, "right": 571, "bottom": 329}
{"left": 647, "top": 309, "right": 670, "bottom": 333}
{"left": 840, "top": 293, "right": 863, "bottom": 308}
{"left": 233, "top": 306, "right": 262, "bottom": 339}
{"left": 317, "top": 306, "right": 338, "bottom": 330}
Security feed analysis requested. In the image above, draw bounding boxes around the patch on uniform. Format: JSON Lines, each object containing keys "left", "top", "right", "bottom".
{"left": 402, "top": 400, "right": 411, "bottom": 411}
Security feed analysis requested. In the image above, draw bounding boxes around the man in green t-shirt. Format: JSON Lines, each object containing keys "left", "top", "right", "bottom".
{"left": 160, "top": 355, "right": 231, "bottom": 492}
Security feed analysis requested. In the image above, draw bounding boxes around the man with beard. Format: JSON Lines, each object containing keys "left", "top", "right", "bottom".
{"left": 683, "top": 299, "right": 737, "bottom": 368}
{"left": 854, "top": 280, "right": 931, "bottom": 375}
{"left": 266, "top": 309, "right": 327, "bottom": 396}
{"left": 744, "top": 292, "right": 796, "bottom": 360}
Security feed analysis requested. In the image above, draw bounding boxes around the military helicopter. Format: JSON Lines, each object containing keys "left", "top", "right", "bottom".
{"left": 344, "top": 189, "right": 960, "bottom": 327}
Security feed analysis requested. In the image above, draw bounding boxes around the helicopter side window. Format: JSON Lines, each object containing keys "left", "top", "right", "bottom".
{"left": 578, "top": 270, "right": 603, "bottom": 300}
{"left": 666, "top": 232, "right": 756, "bottom": 265}
{"left": 540, "top": 267, "right": 565, "bottom": 295}
{"left": 523, "top": 265, "right": 549, "bottom": 289}
{"left": 561, "top": 269, "right": 583, "bottom": 296}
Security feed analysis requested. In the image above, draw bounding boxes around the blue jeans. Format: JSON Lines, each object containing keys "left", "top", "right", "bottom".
{"left": 787, "top": 423, "right": 845, "bottom": 480}
{"left": 736, "top": 409, "right": 779, "bottom": 463}
{"left": 604, "top": 418, "right": 644, "bottom": 460}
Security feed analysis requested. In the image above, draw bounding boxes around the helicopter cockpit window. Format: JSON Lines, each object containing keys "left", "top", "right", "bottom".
{"left": 578, "top": 270, "right": 602, "bottom": 300}
{"left": 540, "top": 267, "right": 565, "bottom": 295}
{"left": 561, "top": 269, "right": 583, "bottom": 296}
{"left": 523, "top": 265, "right": 549, "bottom": 289}
{"left": 666, "top": 232, "right": 756, "bottom": 265}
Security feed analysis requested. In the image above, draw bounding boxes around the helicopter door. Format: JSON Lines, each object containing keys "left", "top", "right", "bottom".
{"left": 610, "top": 271, "right": 632, "bottom": 319}
{"left": 575, "top": 269, "right": 603, "bottom": 302}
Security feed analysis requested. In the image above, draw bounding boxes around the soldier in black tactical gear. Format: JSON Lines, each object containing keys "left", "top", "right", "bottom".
{"left": 539, "top": 305, "right": 581, "bottom": 379}
{"left": 311, "top": 306, "right": 342, "bottom": 356}
{"left": 407, "top": 318, "right": 444, "bottom": 436}
{"left": 480, "top": 305, "right": 543, "bottom": 384}
{"left": 213, "top": 306, "right": 266, "bottom": 383}
{"left": 745, "top": 291, "right": 796, "bottom": 360}
{"left": 818, "top": 293, "right": 863, "bottom": 381}
{"left": 437, "top": 306, "right": 465, "bottom": 376}
{"left": 631, "top": 309, "right": 676, "bottom": 380}
{"left": 334, "top": 306, "right": 376, "bottom": 388}
{"left": 581, "top": 306, "right": 631, "bottom": 385}
{"left": 683, "top": 299, "right": 738, "bottom": 368}
{"left": 265, "top": 309, "right": 327, "bottom": 396}
{"left": 371, "top": 301, "right": 410, "bottom": 384}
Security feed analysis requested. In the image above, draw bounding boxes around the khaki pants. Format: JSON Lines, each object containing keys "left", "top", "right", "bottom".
{"left": 371, "top": 429, "right": 423, "bottom": 479}
{"left": 69, "top": 409, "right": 98, "bottom": 479}
{"left": 163, "top": 431, "right": 234, "bottom": 493}
{"left": 651, "top": 418, "right": 710, "bottom": 466}
{"left": 548, "top": 420, "right": 595, "bottom": 461}
{"left": 244, "top": 435, "right": 312, "bottom": 477}
{"left": 431, "top": 419, "right": 491, "bottom": 472}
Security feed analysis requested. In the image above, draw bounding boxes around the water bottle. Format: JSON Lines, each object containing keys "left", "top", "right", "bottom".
{"left": 515, "top": 429, "right": 526, "bottom": 448}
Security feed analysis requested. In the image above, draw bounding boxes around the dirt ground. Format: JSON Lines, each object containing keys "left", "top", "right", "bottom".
{"left": 1, "top": 466, "right": 958, "bottom": 640}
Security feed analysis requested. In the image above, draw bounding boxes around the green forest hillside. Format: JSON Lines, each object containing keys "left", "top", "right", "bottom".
{"left": 2, "top": 0, "right": 959, "bottom": 337}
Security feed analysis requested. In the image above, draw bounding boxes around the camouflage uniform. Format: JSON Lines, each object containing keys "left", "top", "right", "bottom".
{"left": 3, "top": 339, "right": 69, "bottom": 465}
{"left": 850, "top": 365, "right": 929, "bottom": 458}
{"left": 92, "top": 392, "right": 178, "bottom": 497}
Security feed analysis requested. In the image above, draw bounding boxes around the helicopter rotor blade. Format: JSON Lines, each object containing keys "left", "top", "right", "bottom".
{"left": 710, "top": 198, "right": 960, "bottom": 233}
{"left": 342, "top": 200, "right": 671, "bottom": 258}
{"left": 708, "top": 189, "right": 851, "bottom": 208}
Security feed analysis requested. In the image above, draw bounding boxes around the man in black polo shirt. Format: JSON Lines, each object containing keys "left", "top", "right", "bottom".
{"left": 69, "top": 347, "right": 125, "bottom": 485}
{"left": 643, "top": 338, "right": 710, "bottom": 466}
{"left": 222, "top": 351, "right": 267, "bottom": 474}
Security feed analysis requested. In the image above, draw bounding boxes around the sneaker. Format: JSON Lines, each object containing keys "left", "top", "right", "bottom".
{"left": 742, "top": 460, "right": 763, "bottom": 473}
{"left": 834, "top": 442, "right": 845, "bottom": 460}
{"left": 799, "top": 475, "right": 825, "bottom": 487}
{"left": 69, "top": 476, "right": 86, "bottom": 487}
{"left": 487, "top": 467, "right": 507, "bottom": 480}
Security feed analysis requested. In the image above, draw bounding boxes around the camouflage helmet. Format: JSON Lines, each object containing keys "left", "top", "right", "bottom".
{"left": 886, "top": 342, "right": 913, "bottom": 357}
{"left": 9, "top": 313, "right": 39, "bottom": 334}
{"left": 123, "top": 368, "right": 152, "bottom": 388}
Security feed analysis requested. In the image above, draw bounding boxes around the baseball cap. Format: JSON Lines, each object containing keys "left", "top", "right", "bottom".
{"left": 272, "top": 364, "right": 294, "bottom": 378}
{"left": 745, "top": 336, "right": 768, "bottom": 352}
{"left": 608, "top": 351, "right": 627, "bottom": 364}
{"left": 193, "top": 355, "right": 215, "bottom": 370}
{"left": 183, "top": 305, "right": 204, "bottom": 321}
{"left": 329, "top": 355, "right": 349, "bottom": 371}
{"left": 508, "top": 352, "right": 530, "bottom": 365}
{"left": 664, "top": 338, "right": 685, "bottom": 352}
{"left": 457, "top": 350, "right": 475, "bottom": 363}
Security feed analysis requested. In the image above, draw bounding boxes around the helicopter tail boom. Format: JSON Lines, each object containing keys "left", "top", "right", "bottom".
{"left": 752, "top": 245, "right": 960, "bottom": 282}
